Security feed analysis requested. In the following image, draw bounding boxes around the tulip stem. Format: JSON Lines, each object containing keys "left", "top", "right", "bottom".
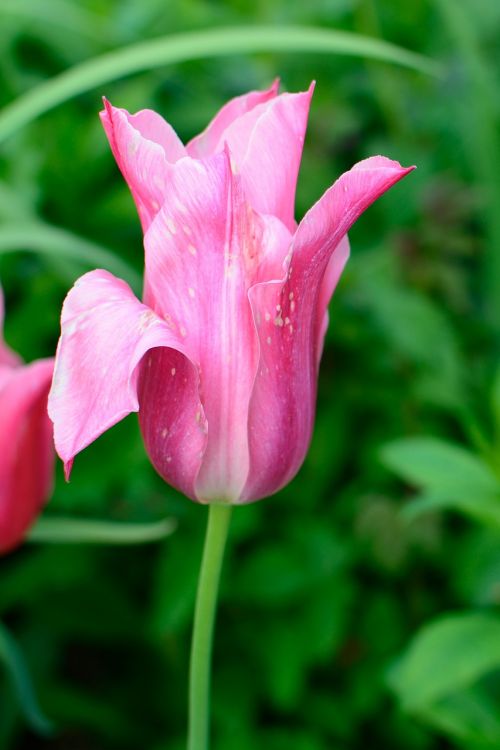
{"left": 188, "top": 503, "right": 232, "bottom": 750}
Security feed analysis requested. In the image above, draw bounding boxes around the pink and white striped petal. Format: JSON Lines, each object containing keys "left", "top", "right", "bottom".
{"left": 143, "top": 150, "right": 290, "bottom": 502}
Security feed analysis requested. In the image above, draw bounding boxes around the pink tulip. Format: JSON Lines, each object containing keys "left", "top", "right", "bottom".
{"left": 0, "top": 287, "right": 54, "bottom": 552}
{"left": 48, "top": 83, "right": 413, "bottom": 504}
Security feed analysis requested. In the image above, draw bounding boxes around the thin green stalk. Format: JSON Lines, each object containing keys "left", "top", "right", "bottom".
{"left": 188, "top": 503, "right": 232, "bottom": 750}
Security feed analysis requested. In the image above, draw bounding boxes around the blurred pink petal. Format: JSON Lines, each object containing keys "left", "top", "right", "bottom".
{"left": 0, "top": 289, "right": 54, "bottom": 553}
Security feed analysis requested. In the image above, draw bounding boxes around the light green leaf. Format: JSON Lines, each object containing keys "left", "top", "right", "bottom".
{"left": 0, "top": 25, "right": 442, "bottom": 144}
{"left": 388, "top": 612, "right": 500, "bottom": 711}
{"left": 418, "top": 685, "right": 500, "bottom": 748}
{"left": 0, "top": 223, "right": 142, "bottom": 294}
{"left": 0, "top": 622, "right": 53, "bottom": 735}
{"left": 402, "top": 492, "right": 500, "bottom": 530}
{"left": 28, "top": 516, "right": 176, "bottom": 545}
{"left": 381, "top": 436, "right": 500, "bottom": 498}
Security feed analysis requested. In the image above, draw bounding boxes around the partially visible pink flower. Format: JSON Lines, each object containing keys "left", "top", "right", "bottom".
{"left": 49, "top": 83, "right": 413, "bottom": 504}
{"left": 0, "top": 287, "right": 54, "bottom": 553}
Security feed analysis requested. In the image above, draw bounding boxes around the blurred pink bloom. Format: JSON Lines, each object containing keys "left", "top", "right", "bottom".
{"left": 49, "top": 83, "right": 412, "bottom": 504}
{"left": 0, "top": 287, "right": 54, "bottom": 552}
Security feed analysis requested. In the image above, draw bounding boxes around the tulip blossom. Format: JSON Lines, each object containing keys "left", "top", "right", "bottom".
{"left": 0, "top": 287, "right": 54, "bottom": 553}
{"left": 48, "top": 83, "right": 412, "bottom": 504}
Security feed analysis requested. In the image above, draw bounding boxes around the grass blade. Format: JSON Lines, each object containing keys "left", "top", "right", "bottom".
{"left": 0, "top": 223, "right": 142, "bottom": 293}
{"left": 0, "top": 25, "right": 442, "bottom": 144}
{"left": 0, "top": 622, "right": 53, "bottom": 735}
{"left": 28, "top": 516, "right": 176, "bottom": 545}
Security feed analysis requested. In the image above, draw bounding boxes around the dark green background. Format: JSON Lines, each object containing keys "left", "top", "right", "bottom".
{"left": 1, "top": 1, "right": 499, "bottom": 748}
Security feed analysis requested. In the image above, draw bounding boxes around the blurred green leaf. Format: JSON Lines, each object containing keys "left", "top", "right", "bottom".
{"left": 381, "top": 436, "right": 500, "bottom": 498}
{"left": 0, "top": 621, "right": 53, "bottom": 735}
{"left": 418, "top": 685, "right": 500, "bottom": 748}
{"left": 388, "top": 612, "right": 500, "bottom": 711}
{"left": 0, "top": 25, "right": 441, "bottom": 143}
{"left": 28, "top": 516, "right": 176, "bottom": 544}
{"left": 402, "top": 492, "right": 500, "bottom": 530}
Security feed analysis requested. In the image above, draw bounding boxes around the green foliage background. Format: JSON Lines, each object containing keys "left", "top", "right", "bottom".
{"left": 0, "top": 1, "right": 499, "bottom": 748}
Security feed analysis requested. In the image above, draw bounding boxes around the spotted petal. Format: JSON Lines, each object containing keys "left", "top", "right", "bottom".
{"left": 142, "top": 149, "right": 291, "bottom": 502}
{"left": 48, "top": 269, "right": 206, "bottom": 498}
{"left": 243, "top": 156, "right": 414, "bottom": 502}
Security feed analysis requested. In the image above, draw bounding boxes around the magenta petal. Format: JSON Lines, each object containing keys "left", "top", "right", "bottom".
{"left": 48, "top": 269, "right": 205, "bottom": 497}
{"left": 0, "top": 358, "right": 54, "bottom": 553}
{"left": 186, "top": 79, "right": 279, "bottom": 158}
{"left": 143, "top": 150, "right": 279, "bottom": 502}
{"left": 243, "top": 157, "right": 413, "bottom": 502}
{"left": 100, "top": 100, "right": 185, "bottom": 231}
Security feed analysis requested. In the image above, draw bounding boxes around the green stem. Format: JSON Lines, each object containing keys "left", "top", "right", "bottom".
{"left": 188, "top": 503, "right": 232, "bottom": 750}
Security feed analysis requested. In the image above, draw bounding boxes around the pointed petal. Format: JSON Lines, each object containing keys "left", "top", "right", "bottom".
{"left": 0, "top": 358, "right": 54, "bottom": 553}
{"left": 48, "top": 269, "right": 205, "bottom": 498}
{"left": 0, "top": 286, "right": 21, "bottom": 368}
{"left": 209, "top": 84, "right": 314, "bottom": 231}
{"left": 143, "top": 151, "right": 291, "bottom": 502}
{"left": 243, "top": 157, "right": 413, "bottom": 501}
{"left": 186, "top": 79, "right": 279, "bottom": 158}
{"left": 100, "top": 100, "right": 186, "bottom": 231}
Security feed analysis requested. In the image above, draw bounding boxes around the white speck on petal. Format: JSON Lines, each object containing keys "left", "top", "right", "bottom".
{"left": 166, "top": 217, "right": 177, "bottom": 234}
{"left": 188, "top": 244, "right": 197, "bottom": 256}
{"left": 161, "top": 428, "right": 168, "bottom": 438}
{"left": 265, "top": 312, "right": 271, "bottom": 322}
{"left": 267, "top": 336, "right": 272, "bottom": 345}
{"left": 166, "top": 455, "right": 172, "bottom": 463}
{"left": 171, "top": 368, "right": 176, "bottom": 376}
{"left": 290, "top": 300, "right": 296, "bottom": 313}
{"left": 188, "top": 287, "right": 195, "bottom": 298}
{"left": 180, "top": 326, "right": 187, "bottom": 337}
{"left": 289, "top": 292, "right": 294, "bottom": 300}
{"left": 183, "top": 224, "right": 192, "bottom": 236}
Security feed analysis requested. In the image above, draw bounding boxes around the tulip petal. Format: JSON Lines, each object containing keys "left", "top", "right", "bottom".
{"left": 143, "top": 150, "right": 290, "bottom": 502}
{"left": 209, "top": 84, "right": 314, "bottom": 231}
{"left": 100, "top": 100, "right": 185, "bottom": 231}
{"left": 48, "top": 269, "right": 206, "bottom": 498}
{"left": 0, "top": 359, "right": 54, "bottom": 553}
{"left": 186, "top": 79, "right": 279, "bottom": 158}
{"left": 244, "top": 157, "right": 413, "bottom": 501}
